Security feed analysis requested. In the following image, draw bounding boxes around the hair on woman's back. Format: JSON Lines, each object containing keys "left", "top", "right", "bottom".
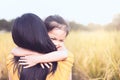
{"left": 12, "top": 13, "right": 57, "bottom": 80}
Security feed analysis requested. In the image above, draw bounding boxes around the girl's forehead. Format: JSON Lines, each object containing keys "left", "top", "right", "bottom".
{"left": 50, "top": 21, "right": 66, "bottom": 29}
{"left": 52, "top": 28, "right": 67, "bottom": 34}
{"left": 48, "top": 29, "right": 67, "bottom": 38}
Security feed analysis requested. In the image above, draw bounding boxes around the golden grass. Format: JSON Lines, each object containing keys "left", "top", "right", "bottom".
{"left": 0, "top": 31, "right": 120, "bottom": 80}
{"left": 65, "top": 31, "right": 120, "bottom": 80}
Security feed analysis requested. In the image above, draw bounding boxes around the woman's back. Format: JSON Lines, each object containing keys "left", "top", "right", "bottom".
{"left": 7, "top": 51, "right": 74, "bottom": 80}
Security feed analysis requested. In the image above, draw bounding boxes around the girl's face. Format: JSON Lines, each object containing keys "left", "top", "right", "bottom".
{"left": 48, "top": 28, "right": 66, "bottom": 50}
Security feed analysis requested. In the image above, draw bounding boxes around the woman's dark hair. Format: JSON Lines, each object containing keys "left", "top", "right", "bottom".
{"left": 12, "top": 13, "right": 57, "bottom": 80}
{"left": 44, "top": 15, "right": 70, "bottom": 36}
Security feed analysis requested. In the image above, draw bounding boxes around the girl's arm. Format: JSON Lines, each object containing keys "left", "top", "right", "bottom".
{"left": 11, "top": 47, "right": 39, "bottom": 56}
{"left": 19, "top": 50, "right": 68, "bottom": 68}
{"left": 12, "top": 46, "right": 68, "bottom": 68}
{"left": 12, "top": 47, "right": 68, "bottom": 62}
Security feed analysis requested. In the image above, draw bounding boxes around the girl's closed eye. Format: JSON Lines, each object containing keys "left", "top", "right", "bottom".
{"left": 50, "top": 37, "right": 56, "bottom": 40}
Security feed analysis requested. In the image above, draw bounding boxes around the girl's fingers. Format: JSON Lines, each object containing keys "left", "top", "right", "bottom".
{"left": 40, "top": 63, "right": 45, "bottom": 69}
{"left": 48, "top": 63, "right": 52, "bottom": 66}
{"left": 44, "top": 63, "right": 50, "bottom": 68}
{"left": 40, "top": 63, "right": 52, "bottom": 69}
{"left": 23, "top": 65, "right": 31, "bottom": 68}
{"left": 19, "top": 62, "right": 28, "bottom": 65}
{"left": 20, "top": 56, "right": 26, "bottom": 60}
{"left": 19, "top": 59, "right": 28, "bottom": 66}
{"left": 19, "top": 59, "right": 26, "bottom": 62}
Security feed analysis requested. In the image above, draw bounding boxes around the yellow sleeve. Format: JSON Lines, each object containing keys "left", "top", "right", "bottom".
{"left": 6, "top": 54, "right": 19, "bottom": 80}
{"left": 47, "top": 52, "right": 74, "bottom": 80}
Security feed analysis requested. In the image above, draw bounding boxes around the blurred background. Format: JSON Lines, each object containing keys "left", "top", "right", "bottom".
{"left": 0, "top": 0, "right": 120, "bottom": 80}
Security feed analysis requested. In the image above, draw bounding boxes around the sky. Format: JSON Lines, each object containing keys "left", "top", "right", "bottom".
{"left": 0, "top": 0, "right": 120, "bottom": 25}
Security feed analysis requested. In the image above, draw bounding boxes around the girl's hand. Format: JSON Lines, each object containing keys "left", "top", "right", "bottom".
{"left": 19, "top": 55, "right": 52, "bottom": 69}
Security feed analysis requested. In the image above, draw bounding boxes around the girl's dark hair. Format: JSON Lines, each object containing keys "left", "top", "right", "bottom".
{"left": 44, "top": 15, "right": 70, "bottom": 36}
{"left": 12, "top": 13, "right": 57, "bottom": 80}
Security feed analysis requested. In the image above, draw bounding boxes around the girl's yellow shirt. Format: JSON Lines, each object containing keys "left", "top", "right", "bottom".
{"left": 6, "top": 52, "right": 74, "bottom": 80}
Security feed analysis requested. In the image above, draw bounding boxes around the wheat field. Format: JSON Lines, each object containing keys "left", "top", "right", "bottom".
{"left": 0, "top": 31, "right": 120, "bottom": 80}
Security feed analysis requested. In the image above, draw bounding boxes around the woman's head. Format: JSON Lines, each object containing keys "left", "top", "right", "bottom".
{"left": 44, "top": 15, "right": 70, "bottom": 50}
{"left": 12, "top": 13, "right": 56, "bottom": 53}
{"left": 12, "top": 13, "right": 57, "bottom": 80}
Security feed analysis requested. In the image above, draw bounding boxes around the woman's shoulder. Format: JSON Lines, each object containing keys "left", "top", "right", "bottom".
{"left": 68, "top": 51, "right": 74, "bottom": 61}
{"left": 58, "top": 51, "right": 74, "bottom": 67}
